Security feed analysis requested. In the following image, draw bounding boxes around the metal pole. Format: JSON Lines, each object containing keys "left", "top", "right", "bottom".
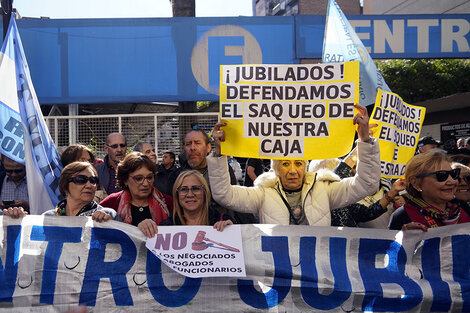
{"left": 154, "top": 115, "right": 158, "bottom": 158}
{"left": 1, "top": 0, "right": 13, "bottom": 39}
{"left": 68, "top": 104, "right": 78, "bottom": 145}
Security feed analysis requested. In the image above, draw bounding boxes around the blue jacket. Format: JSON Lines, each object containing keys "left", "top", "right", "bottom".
{"left": 96, "top": 155, "right": 114, "bottom": 194}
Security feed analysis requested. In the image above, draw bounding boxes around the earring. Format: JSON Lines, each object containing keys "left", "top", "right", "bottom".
{"left": 418, "top": 189, "right": 423, "bottom": 192}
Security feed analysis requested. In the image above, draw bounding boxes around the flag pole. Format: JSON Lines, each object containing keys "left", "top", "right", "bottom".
{"left": 1, "top": 0, "right": 13, "bottom": 39}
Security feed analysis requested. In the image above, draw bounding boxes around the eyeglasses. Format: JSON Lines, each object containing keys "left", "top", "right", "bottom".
{"left": 416, "top": 168, "right": 461, "bottom": 182}
{"left": 130, "top": 175, "right": 154, "bottom": 184}
{"left": 178, "top": 185, "right": 204, "bottom": 196}
{"left": 68, "top": 175, "right": 99, "bottom": 185}
{"left": 106, "top": 143, "right": 127, "bottom": 149}
{"left": 5, "top": 168, "right": 24, "bottom": 174}
{"left": 458, "top": 175, "right": 470, "bottom": 184}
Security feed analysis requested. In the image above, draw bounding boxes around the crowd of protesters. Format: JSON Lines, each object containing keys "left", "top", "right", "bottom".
{"left": 1, "top": 109, "right": 470, "bottom": 236}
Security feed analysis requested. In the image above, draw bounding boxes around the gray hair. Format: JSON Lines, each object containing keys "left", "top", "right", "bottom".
{"left": 271, "top": 159, "right": 309, "bottom": 177}
{"left": 133, "top": 141, "right": 150, "bottom": 153}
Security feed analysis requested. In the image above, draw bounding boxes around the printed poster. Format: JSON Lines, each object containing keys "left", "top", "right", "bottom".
{"left": 146, "top": 225, "right": 246, "bottom": 278}
{"left": 370, "top": 89, "right": 426, "bottom": 178}
{"left": 219, "top": 62, "right": 360, "bottom": 160}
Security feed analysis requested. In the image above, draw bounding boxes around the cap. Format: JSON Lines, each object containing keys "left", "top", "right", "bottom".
{"left": 418, "top": 136, "right": 440, "bottom": 147}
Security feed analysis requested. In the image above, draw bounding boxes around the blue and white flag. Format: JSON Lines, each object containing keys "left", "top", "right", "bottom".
{"left": 322, "top": 0, "right": 390, "bottom": 106}
{"left": 0, "top": 14, "right": 62, "bottom": 214}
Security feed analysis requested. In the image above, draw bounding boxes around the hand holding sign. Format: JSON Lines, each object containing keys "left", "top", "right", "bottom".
{"left": 2, "top": 206, "right": 28, "bottom": 219}
{"left": 353, "top": 104, "right": 371, "bottom": 142}
{"left": 213, "top": 122, "right": 227, "bottom": 156}
{"left": 213, "top": 219, "right": 234, "bottom": 232}
{"left": 389, "top": 178, "right": 406, "bottom": 197}
{"left": 138, "top": 219, "right": 159, "bottom": 238}
{"left": 91, "top": 210, "right": 112, "bottom": 223}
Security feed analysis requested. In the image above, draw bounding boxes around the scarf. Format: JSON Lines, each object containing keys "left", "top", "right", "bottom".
{"left": 404, "top": 195, "right": 470, "bottom": 228}
{"left": 117, "top": 187, "right": 169, "bottom": 225}
{"left": 55, "top": 199, "right": 98, "bottom": 216}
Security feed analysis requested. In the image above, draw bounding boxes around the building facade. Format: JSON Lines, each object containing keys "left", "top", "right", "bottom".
{"left": 254, "top": 0, "right": 360, "bottom": 16}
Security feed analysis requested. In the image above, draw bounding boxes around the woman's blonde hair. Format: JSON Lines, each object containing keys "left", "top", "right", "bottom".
{"left": 451, "top": 162, "right": 470, "bottom": 177}
{"left": 405, "top": 151, "right": 449, "bottom": 197}
{"left": 172, "top": 170, "right": 211, "bottom": 225}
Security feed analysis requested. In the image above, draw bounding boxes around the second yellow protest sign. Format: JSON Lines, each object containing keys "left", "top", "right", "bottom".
{"left": 370, "top": 89, "right": 426, "bottom": 178}
{"left": 219, "top": 62, "right": 359, "bottom": 160}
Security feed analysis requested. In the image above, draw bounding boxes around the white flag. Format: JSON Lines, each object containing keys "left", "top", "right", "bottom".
{"left": 322, "top": 0, "right": 390, "bottom": 106}
{"left": 0, "top": 15, "right": 63, "bottom": 214}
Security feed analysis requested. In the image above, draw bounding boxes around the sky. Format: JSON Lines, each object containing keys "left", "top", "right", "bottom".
{"left": 12, "top": 0, "right": 253, "bottom": 19}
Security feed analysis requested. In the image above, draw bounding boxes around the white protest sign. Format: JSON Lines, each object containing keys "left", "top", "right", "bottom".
{"left": 146, "top": 225, "right": 246, "bottom": 278}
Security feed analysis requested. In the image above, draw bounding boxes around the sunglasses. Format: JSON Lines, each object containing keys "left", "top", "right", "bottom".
{"left": 106, "top": 143, "right": 127, "bottom": 149}
{"left": 130, "top": 175, "right": 154, "bottom": 184}
{"left": 5, "top": 168, "right": 24, "bottom": 174}
{"left": 68, "top": 175, "right": 99, "bottom": 185}
{"left": 416, "top": 168, "right": 461, "bottom": 182}
{"left": 178, "top": 185, "right": 203, "bottom": 196}
{"left": 458, "top": 175, "right": 470, "bottom": 184}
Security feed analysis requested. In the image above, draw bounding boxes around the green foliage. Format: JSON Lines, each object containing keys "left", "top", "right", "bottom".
{"left": 376, "top": 59, "right": 470, "bottom": 103}
{"left": 86, "top": 137, "right": 100, "bottom": 156}
{"left": 197, "top": 101, "right": 211, "bottom": 110}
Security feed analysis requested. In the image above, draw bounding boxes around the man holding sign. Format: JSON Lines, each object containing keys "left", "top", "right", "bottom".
{"left": 206, "top": 104, "right": 380, "bottom": 226}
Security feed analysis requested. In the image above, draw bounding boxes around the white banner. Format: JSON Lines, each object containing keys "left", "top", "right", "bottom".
{"left": 0, "top": 216, "right": 469, "bottom": 312}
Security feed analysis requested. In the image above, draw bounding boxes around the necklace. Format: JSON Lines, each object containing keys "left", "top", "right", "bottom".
{"left": 131, "top": 203, "right": 148, "bottom": 212}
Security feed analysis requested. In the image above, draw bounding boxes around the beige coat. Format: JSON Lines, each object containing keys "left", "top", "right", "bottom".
{"left": 207, "top": 139, "right": 381, "bottom": 225}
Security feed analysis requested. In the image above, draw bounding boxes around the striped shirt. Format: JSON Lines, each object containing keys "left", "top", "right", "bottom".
{"left": 1, "top": 176, "right": 29, "bottom": 202}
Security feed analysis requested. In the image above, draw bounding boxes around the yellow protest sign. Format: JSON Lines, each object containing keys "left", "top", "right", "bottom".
{"left": 219, "top": 62, "right": 359, "bottom": 160}
{"left": 370, "top": 89, "right": 426, "bottom": 178}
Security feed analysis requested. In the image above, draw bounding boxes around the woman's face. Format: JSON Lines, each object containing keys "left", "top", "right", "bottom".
{"left": 178, "top": 175, "right": 204, "bottom": 214}
{"left": 278, "top": 160, "right": 305, "bottom": 191}
{"left": 125, "top": 166, "right": 154, "bottom": 200}
{"left": 413, "top": 161, "right": 457, "bottom": 205}
{"left": 66, "top": 167, "right": 97, "bottom": 207}
{"left": 455, "top": 170, "right": 470, "bottom": 202}
{"left": 78, "top": 150, "right": 92, "bottom": 163}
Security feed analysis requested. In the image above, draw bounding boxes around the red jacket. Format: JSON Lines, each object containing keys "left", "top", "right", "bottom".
{"left": 100, "top": 189, "right": 173, "bottom": 225}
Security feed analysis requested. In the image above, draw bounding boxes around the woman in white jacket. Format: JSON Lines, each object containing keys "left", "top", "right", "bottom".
{"left": 207, "top": 105, "right": 381, "bottom": 226}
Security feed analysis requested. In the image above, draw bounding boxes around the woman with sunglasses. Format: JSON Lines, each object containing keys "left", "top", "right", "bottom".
{"left": 389, "top": 152, "right": 470, "bottom": 231}
{"left": 60, "top": 143, "right": 109, "bottom": 203}
{"left": 100, "top": 152, "right": 172, "bottom": 237}
{"left": 43, "top": 162, "right": 119, "bottom": 221}
{"left": 452, "top": 162, "right": 470, "bottom": 204}
{"left": 160, "top": 170, "right": 233, "bottom": 231}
